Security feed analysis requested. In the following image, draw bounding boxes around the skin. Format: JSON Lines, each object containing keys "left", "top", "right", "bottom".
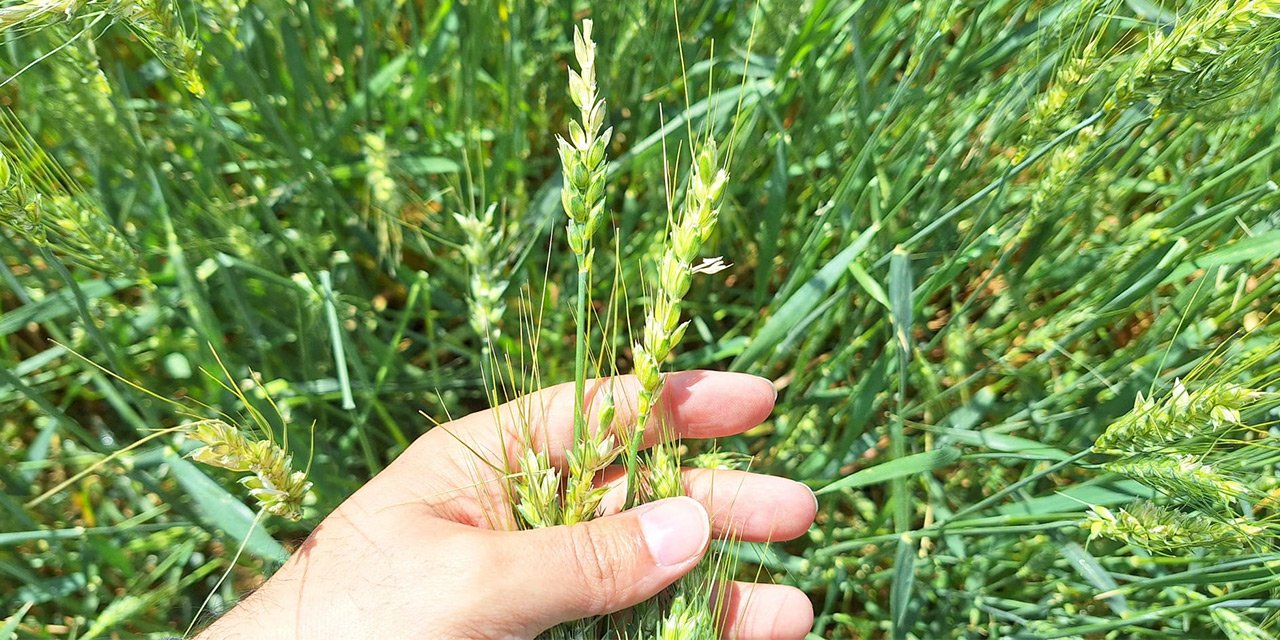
{"left": 199, "top": 370, "right": 817, "bottom": 639}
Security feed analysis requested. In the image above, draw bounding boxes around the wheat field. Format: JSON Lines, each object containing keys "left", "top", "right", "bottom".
{"left": 3, "top": 1, "right": 1280, "bottom": 638}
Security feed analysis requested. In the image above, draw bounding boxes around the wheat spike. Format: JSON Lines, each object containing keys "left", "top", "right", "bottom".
{"left": 1085, "top": 502, "right": 1263, "bottom": 553}
{"left": 1113, "top": 0, "right": 1280, "bottom": 111}
{"left": 1095, "top": 379, "right": 1258, "bottom": 454}
{"left": 187, "top": 420, "right": 312, "bottom": 520}
{"left": 1104, "top": 454, "right": 1248, "bottom": 513}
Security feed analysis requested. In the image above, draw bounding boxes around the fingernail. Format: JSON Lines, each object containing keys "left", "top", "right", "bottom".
{"left": 739, "top": 373, "right": 776, "bottom": 399}
{"left": 639, "top": 497, "right": 709, "bottom": 567}
{"left": 763, "top": 376, "right": 779, "bottom": 402}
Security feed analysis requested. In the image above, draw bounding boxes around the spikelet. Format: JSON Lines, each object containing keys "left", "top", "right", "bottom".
{"left": 688, "top": 448, "right": 751, "bottom": 471}
{"left": 646, "top": 441, "right": 684, "bottom": 501}
{"left": 1104, "top": 454, "right": 1248, "bottom": 513}
{"left": 1112, "top": 0, "right": 1280, "bottom": 111}
{"left": 657, "top": 594, "right": 714, "bottom": 640}
{"left": 1094, "top": 379, "right": 1258, "bottom": 454}
{"left": 0, "top": 150, "right": 45, "bottom": 244}
{"left": 1085, "top": 502, "right": 1262, "bottom": 553}
{"left": 562, "top": 392, "right": 620, "bottom": 525}
{"left": 187, "top": 420, "right": 312, "bottom": 521}
{"left": 512, "top": 449, "right": 561, "bottom": 529}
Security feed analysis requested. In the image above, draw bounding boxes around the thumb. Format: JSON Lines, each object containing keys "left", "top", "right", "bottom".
{"left": 494, "top": 496, "right": 711, "bottom": 632}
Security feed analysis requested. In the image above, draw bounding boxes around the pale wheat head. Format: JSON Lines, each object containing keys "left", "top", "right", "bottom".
{"left": 1104, "top": 453, "right": 1249, "bottom": 513}
{"left": 558, "top": 19, "right": 611, "bottom": 270}
{"left": 187, "top": 419, "right": 312, "bottom": 521}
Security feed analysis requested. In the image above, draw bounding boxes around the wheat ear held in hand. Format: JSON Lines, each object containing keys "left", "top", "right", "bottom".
{"left": 550, "top": 19, "right": 623, "bottom": 527}
{"left": 557, "top": 19, "right": 612, "bottom": 447}
{"left": 625, "top": 140, "right": 729, "bottom": 509}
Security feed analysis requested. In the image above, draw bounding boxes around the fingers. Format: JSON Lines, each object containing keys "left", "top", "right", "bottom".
{"left": 597, "top": 466, "right": 817, "bottom": 543}
{"left": 683, "top": 468, "right": 817, "bottom": 543}
{"left": 491, "top": 497, "right": 711, "bottom": 634}
{"left": 429, "top": 370, "right": 777, "bottom": 471}
{"left": 719, "top": 582, "right": 814, "bottom": 640}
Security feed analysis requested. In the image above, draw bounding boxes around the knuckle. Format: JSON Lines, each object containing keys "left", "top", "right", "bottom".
{"left": 567, "top": 523, "right": 626, "bottom": 612}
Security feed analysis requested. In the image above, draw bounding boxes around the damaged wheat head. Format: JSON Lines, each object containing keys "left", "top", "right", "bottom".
{"left": 186, "top": 419, "right": 312, "bottom": 521}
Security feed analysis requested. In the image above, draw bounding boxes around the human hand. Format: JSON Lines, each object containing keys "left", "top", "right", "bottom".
{"left": 198, "top": 371, "right": 817, "bottom": 639}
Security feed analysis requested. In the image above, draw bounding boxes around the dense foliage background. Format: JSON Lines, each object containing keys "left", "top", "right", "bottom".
{"left": 2, "top": 0, "right": 1279, "bottom": 637}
